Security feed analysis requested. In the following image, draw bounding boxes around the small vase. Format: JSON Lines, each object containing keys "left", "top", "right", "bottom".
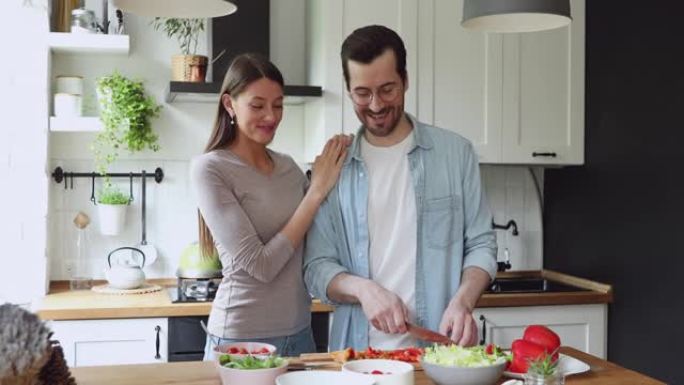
{"left": 524, "top": 372, "right": 565, "bottom": 385}
{"left": 98, "top": 203, "right": 128, "bottom": 236}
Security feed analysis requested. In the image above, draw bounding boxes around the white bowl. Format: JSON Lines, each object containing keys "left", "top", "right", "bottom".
{"left": 342, "top": 359, "right": 415, "bottom": 385}
{"left": 276, "top": 370, "right": 376, "bottom": 385}
{"left": 421, "top": 358, "right": 506, "bottom": 385}
{"left": 215, "top": 358, "right": 287, "bottom": 385}
{"left": 214, "top": 341, "right": 277, "bottom": 361}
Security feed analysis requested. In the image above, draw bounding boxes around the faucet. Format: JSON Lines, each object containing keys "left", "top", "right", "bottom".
{"left": 492, "top": 219, "right": 519, "bottom": 236}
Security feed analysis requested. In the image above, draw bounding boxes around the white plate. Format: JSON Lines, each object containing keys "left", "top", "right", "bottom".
{"left": 503, "top": 353, "right": 590, "bottom": 379}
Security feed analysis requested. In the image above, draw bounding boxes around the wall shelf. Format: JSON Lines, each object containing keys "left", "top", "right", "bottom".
{"left": 48, "top": 33, "right": 130, "bottom": 55}
{"left": 49, "top": 116, "right": 102, "bottom": 132}
{"left": 165, "top": 81, "right": 322, "bottom": 103}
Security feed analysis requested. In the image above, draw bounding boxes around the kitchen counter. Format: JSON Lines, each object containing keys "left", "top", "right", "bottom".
{"left": 71, "top": 347, "right": 663, "bottom": 385}
{"left": 36, "top": 279, "right": 334, "bottom": 320}
{"left": 476, "top": 269, "right": 613, "bottom": 308}
{"left": 36, "top": 270, "right": 611, "bottom": 320}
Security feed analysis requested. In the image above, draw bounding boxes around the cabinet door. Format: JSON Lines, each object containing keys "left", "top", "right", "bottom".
{"left": 501, "top": 0, "right": 585, "bottom": 165}
{"left": 473, "top": 304, "right": 606, "bottom": 358}
{"left": 340, "top": 0, "right": 419, "bottom": 134}
{"left": 50, "top": 318, "right": 168, "bottom": 367}
{"left": 418, "top": 0, "right": 503, "bottom": 163}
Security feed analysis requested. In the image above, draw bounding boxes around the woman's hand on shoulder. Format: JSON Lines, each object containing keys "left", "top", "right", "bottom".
{"left": 308, "top": 134, "right": 352, "bottom": 201}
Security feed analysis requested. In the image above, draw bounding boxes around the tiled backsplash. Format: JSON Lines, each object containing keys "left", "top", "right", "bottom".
{"left": 481, "top": 166, "right": 544, "bottom": 271}
{"left": 47, "top": 161, "right": 543, "bottom": 280}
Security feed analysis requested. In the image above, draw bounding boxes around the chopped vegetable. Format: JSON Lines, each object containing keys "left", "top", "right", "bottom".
{"left": 422, "top": 344, "right": 508, "bottom": 368}
{"left": 219, "top": 354, "right": 286, "bottom": 370}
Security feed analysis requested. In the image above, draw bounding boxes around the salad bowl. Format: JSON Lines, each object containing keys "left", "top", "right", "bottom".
{"left": 421, "top": 345, "right": 507, "bottom": 385}
{"left": 215, "top": 354, "right": 288, "bottom": 385}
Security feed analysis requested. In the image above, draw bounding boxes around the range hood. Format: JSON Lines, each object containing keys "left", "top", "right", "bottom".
{"left": 165, "top": 0, "right": 322, "bottom": 103}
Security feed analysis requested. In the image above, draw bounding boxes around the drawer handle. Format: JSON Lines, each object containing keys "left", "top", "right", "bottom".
{"left": 155, "top": 325, "right": 161, "bottom": 359}
{"left": 479, "top": 315, "right": 487, "bottom": 345}
{"left": 532, "top": 152, "right": 557, "bottom": 158}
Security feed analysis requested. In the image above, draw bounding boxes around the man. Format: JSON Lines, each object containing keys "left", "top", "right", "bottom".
{"left": 304, "top": 25, "right": 497, "bottom": 351}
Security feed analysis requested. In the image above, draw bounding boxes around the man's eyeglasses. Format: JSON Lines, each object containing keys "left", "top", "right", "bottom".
{"left": 349, "top": 83, "right": 402, "bottom": 106}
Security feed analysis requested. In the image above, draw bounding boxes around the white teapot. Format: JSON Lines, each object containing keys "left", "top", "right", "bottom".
{"left": 106, "top": 247, "right": 146, "bottom": 289}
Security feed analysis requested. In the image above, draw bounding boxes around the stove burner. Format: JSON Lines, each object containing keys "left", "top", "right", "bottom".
{"left": 170, "top": 277, "right": 221, "bottom": 303}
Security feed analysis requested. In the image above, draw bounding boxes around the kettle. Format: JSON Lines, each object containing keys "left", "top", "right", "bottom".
{"left": 106, "top": 247, "right": 146, "bottom": 289}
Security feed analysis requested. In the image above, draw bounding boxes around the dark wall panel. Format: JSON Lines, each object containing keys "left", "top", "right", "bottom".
{"left": 544, "top": 2, "right": 684, "bottom": 383}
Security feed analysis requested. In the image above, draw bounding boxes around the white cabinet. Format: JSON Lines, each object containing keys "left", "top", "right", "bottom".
{"left": 305, "top": 0, "right": 420, "bottom": 161}
{"left": 49, "top": 318, "right": 168, "bottom": 367}
{"left": 308, "top": 0, "right": 585, "bottom": 164}
{"left": 474, "top": 304, "right": 607, "bottom": 358}
{"left": 417, "top": 0, "right": 503, "bottom": 162}
{"left": 417, "top": 0, "right": 585, "bottom": 164}
{"left": 501, "top": 0, "right": 585, "bottom": 164}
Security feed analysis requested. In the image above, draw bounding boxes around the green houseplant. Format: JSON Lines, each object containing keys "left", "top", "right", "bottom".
{"left": 92, "top": 71, "right": 162, "bottom": 235}
{"left": 152, "top": 18, "right": 208, "bottom": 82}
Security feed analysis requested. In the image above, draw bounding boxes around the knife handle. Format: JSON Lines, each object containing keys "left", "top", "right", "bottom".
{"left": 479, "top": 315, "right": 487, "bottom": 345}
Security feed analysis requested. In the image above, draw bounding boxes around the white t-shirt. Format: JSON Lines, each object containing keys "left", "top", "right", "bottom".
{"left": 361, "top": 132, "right": 418, "bottom": 349}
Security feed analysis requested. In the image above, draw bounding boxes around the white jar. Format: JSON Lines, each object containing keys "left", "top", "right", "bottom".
{"left": 54, "top": 93, "right": 83, "bottom": 117}
{"left": 55, "top": 76, "right": 83, "bottom": 95}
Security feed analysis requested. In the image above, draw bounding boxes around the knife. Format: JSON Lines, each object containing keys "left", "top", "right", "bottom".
{"left": 406, "top": 322, "right": 453, "bottom": 345}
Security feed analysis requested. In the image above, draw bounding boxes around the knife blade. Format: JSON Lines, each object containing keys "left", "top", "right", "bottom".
{"left": 406, "top": 322, "right": 453, "bottom": 345}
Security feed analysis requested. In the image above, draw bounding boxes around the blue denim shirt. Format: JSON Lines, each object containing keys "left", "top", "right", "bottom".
{"left": 303, "top": 114, "right": 497, "bottom": 351}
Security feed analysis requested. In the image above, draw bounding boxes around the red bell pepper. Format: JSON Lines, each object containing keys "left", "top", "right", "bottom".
{"left": 509, "top": 339, "right": 548, "bottom": 373}
{"left": 522, "top": 325, "right": 561, "bottom": 358}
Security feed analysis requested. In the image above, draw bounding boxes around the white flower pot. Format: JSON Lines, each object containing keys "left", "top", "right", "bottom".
{"left": 98, "top": 203, "right": 128, "bottom": 236}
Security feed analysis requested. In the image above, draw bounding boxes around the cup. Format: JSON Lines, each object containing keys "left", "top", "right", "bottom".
{"left": 54, "top": 93, "right": 83, "bottom": 117}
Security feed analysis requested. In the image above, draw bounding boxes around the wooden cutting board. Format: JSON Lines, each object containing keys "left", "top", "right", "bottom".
{"left": 298, "top": 351, "right": 424, "bottom": 370}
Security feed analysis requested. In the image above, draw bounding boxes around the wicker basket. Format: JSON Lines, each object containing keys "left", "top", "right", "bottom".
{"left": 171, "top": 55, "right": 208, "bottom": 82}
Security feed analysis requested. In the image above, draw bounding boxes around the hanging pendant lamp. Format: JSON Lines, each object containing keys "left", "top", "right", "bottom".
{"left": 462, "top": 0, "right": 571, "bottom": 33}
{"left": 112, "top": 0, "right": 237, "bottom": 18}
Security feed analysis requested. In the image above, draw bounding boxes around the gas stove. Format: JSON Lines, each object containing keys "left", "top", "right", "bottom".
{"left": 168, "top": 277, "right": 221, "bottom": 303}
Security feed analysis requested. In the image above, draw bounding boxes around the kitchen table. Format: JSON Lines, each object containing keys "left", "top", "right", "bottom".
{"left": 71, "top": 347, "right": 664, "bottom": 385}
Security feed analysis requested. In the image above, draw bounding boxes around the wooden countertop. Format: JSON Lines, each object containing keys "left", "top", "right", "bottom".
{"left": 476, "top": 270, "right": 613, "bottom": 308}
{"left": 71, "top": 347, "right": 663, "bottom": 385}
{"left": 36, "top": 279, "right": 334, "bottom": 320}
{"left": 36, "top": 270, "right": 612, "bottom": 320}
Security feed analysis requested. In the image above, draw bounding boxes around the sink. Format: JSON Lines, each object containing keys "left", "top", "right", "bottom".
{"left": 486, "top": 278, "right": 589, "bottom": 294}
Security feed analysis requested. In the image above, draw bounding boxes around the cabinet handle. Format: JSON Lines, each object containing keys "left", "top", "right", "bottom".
{"left": 155, "top": 325, "right": 161, "bottom": 359}
{"left": 532, "top": 152, "right": 557, "bottom": 158}
{"left": 479, "top": 315, "right": 487, "bottom": 345}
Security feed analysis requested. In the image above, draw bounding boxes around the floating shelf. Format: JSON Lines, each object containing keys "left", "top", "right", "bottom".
{"left": 49, "top": 116, "right": 102, "bottom": 132}
{"left": 165, "top": 81, "right": 322, "bottom": 103}
{"left": 48, "top": 32, "right": 130, "bottom": 55}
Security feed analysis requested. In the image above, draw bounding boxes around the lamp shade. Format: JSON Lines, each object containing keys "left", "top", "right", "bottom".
{"left": 462, "top": 0, "right": 571, "bottom": 33}
{"left": 112, "top": 0, "right": 237, "bottom": 18}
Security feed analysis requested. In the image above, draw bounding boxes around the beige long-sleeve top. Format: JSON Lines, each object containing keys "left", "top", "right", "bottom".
{"left": 191, "top": 148, "right": 311, "bottom": 339}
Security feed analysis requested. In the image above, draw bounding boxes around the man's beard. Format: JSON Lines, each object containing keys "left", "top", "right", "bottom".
{"left": 359, "top": 104, "right": 403, "bottom": 138}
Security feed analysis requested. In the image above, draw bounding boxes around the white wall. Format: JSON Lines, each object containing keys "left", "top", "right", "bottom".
{"left": 0, "top": 0, "right": 50, "bottom": 304}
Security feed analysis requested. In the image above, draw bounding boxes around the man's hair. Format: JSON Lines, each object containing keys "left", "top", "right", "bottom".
{"left": 340, "top": 25, "right": 407, "bottom": 91}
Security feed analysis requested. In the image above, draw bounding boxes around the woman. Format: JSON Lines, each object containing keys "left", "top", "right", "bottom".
{"left": 191, "top": 53, "right": 347, "bottom": 358}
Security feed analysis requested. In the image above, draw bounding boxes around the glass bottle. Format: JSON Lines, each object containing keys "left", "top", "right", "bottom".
{"left": 71, "top": 212, "right": 93, "bottom": 290}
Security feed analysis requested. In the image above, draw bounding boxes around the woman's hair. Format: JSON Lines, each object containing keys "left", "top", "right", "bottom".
{"left": 199, "top": 53, "right": 284, "bottom": 259}
{"left": 340, "top": 25, "right": 407, "bottom": 91}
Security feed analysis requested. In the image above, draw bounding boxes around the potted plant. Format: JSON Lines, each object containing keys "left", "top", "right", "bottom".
{"left": 97, "top": 185, "right": 130, "bottom": 235}
{"left": 524, "top": 353, "right": 563, "bottom": 385}
{"left": 152, "top": 18, "right": 208, "bottom": 82}
{"left": 92, "top": 71, "right": 162, "bottom": 235}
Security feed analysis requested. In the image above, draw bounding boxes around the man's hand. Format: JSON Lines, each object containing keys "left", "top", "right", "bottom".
{"left": 357, "top": 280, "right": 409, "bottom": 334}
{"left": 438, "top": 266, "right": 491, "bottom": 346}
{"left": 438, "top": 299, "right": 478, "bottom": 346}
